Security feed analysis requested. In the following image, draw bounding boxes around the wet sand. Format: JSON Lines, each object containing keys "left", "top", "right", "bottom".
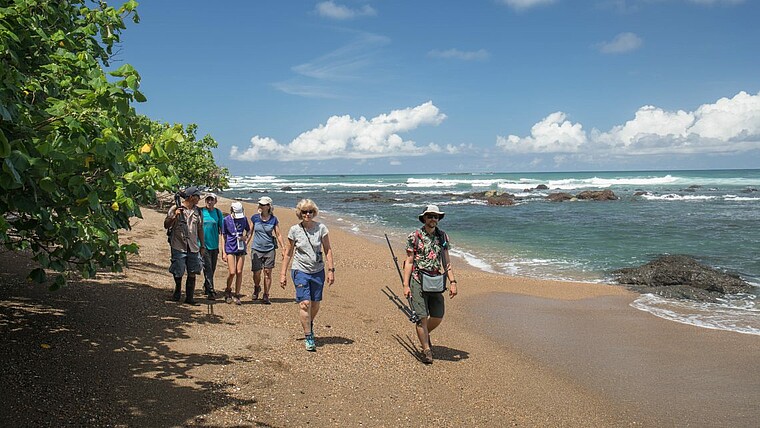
{"left": 468, "top": 293, "right": 760, "bottom": 427}
{"left": 1, "top": 196, "right": 758, "bottom": 427}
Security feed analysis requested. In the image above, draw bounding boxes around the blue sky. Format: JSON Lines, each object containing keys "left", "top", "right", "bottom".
{"left": 120, "top": 0, "right": 760, "bottom": 175}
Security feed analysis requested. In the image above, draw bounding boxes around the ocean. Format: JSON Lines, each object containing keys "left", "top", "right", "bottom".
{"left": 221, "top": 169, "right": 760, "bottom": 335}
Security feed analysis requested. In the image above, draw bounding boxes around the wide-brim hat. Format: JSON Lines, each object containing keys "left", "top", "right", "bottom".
{"left": 257, "top": 196, "right": 273, "bottom": 205}
{"left": 231, "top": 201, "right": 245, "bottom": 219}
{"left": 418, "top": 204, "right": 445, "bottom": 223}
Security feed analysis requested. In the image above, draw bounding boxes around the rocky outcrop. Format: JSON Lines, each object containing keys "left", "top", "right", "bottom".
{"left": 613, "top": 255, "right": 753, "bottom": 301}
{"left": 545, "top": 190, "right": 618, "bottom": 202}
{"left": 467, "top": 190, "right": 516, "bottom": 206}
{"left": 546, "top": 192, "right": 573, "bottom": 202}
{"left": 341, "top": 193, "right": 398, "bottom": 203}
{"left": 576, "top": 190, "right": 618, "bottom": 200}
{"left": 486, "top": 195, "right": 515, "bottom": 206}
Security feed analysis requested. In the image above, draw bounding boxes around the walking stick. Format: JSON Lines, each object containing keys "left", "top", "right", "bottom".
{"left": 385, "top": 234, "right": 421, "bottom": 323}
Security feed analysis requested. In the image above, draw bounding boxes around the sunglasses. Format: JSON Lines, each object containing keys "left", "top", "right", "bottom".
{"left": 301, "top": 210, "right": 315, "bottom": 215}
{"left": 259, "top": 203, "right": 270, "bottom": 207}
{"left": 425, "top": 214, "right": 440, "bottom": 220}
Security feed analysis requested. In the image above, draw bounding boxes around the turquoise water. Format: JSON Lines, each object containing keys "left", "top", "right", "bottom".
{"left": 222, "top": 169, "right": 760, "bottom": 335}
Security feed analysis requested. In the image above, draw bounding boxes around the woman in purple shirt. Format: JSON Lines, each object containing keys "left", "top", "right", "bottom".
{"left": 222, "top": 201, "right": 252, "bottom": 305}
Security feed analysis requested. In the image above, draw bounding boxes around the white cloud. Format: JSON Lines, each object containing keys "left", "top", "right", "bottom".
{"left": 270, "top": 82, "right": 339, "bottom": 99}
{"left": 273, "top": 31, "right": 389, "bottom": 98}
{"left": 597, "top": 32, "right": 643, "bottom": 54}
{"left": 442, "top": 143, "right": 474, "bottom": 154}
{"left": 315, "top": 1, "right": 377, "bottom": 20}
{"left": 496, "top": 91, "right": 760, "bottom": 155}
{"left": 496, "top": 112, "right": 588, "bottom": 153}
{"left": 428, "top": 48, "right": 490, "bottom": 61}
{"left": 292, "top": 32, "right": 389, "bottom": 81}
{"left": 500, "top": 0, "right": 556, "bottom": 10}
{"left": 231, "top": 102, "right": 447, "bottom": 161}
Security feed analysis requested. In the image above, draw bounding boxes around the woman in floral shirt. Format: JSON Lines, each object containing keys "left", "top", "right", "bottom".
{"left": 402, "top": 205, "right": 458, "bottom": 364}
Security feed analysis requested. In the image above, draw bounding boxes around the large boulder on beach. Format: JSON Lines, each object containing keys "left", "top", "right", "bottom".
{"left": 576, "top": 190, "right": 618, "bottom": 200}
{"left": 613, "top": 255, "right": 753, "bottom": 301}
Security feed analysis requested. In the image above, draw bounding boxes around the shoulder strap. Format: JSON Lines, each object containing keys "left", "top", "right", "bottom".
{"left": 436, "top": 228, "right": 448, "bottom": 248}
{"left": 300, "top": 223, "right": 321, "bottom": 258}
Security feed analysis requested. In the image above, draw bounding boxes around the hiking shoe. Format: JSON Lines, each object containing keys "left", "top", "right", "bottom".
{"left": 224, "top": 292, "right": 233, "bottom": 304}
{"left": 233, "top": 296, "right": 242, "bottom": 305}
{"left": 262, "top": 294, "right": 271, "bottom": 305}
{"left": 304, "top": 334, "right": 316, "bottom": 352}
{"left": 185, "top": 298, "right": 199, "bottom": 306}
{"left": 207, "top": 291, "right": 216, "bottom": 301}
{"left": 421, "top": 349, "right": 433, "bottom": 364}
{"left": 253, "top": 285, "right": 261, "bottom": 300}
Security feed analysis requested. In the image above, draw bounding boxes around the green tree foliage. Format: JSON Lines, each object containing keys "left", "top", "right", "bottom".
{"left": 162, "top": 123, "right": 230, "bottom": 192}
{"left": 0, "top": 0, "right": 186, "bottom": 288}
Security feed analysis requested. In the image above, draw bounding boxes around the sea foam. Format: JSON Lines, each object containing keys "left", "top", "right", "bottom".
{"left": 631, "top": 293, "right": 760, "bottom": 336}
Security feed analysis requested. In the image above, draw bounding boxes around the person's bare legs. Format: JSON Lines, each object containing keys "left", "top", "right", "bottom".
{"left": 299, "top": 300, "right": 321, "bottom": 334}
{"left": 415, "top": 318, "right": 431, "bottom": 351}
{"left": 253, "top": 269, "right": 262, "bottom": 299}
{"left": 263, "top": 268, "right": 273, "bottom": 295}
{"left": 234, "top": 255, "right": 245, "bottom": 298}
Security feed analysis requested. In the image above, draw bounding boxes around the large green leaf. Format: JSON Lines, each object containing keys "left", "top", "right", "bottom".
{"left": 0, "top": 130, "right": 9, "bottom": 157}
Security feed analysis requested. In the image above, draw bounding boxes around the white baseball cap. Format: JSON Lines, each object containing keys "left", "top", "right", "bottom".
{"left": 231, "top": 202, "right": 245, "bottom": 219}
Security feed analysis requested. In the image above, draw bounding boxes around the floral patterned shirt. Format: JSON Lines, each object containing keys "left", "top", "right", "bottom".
{"left": 406, "top": 227, "right": 450, "bottom": 281}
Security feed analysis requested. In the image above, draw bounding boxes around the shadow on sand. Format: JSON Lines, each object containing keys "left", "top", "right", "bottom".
{"left": 392, "top": 334, "right": 469, "bottom": 363}
{"left": 0, "top": 250, "right": 257, "bottom": 427}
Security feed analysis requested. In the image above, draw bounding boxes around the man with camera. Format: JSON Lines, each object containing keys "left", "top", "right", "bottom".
{"left": 164, "top": 186, "right": 206, "bottom": 305}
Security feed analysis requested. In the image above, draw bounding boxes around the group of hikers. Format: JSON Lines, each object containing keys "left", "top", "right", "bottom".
{"left": 164, "top": 186, "right": 458, "bottom": 363}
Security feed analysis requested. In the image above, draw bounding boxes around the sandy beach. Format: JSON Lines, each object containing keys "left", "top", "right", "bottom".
{"left": 1, "top": 196, "right": 758, "bottom": 427}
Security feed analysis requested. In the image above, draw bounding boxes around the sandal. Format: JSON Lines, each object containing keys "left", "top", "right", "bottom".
{"left": 252, "top": 285, "right": 261, "bottom": 300}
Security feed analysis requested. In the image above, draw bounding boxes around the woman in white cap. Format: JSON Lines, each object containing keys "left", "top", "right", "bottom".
{"left": 402, "top": 205, "right": 458, "bottom": 364}
{"left": 250, "top": 196, "right": 286, "bottom": 304}
{"left": 200, "top": 193, "right": 224, "bottom": 300}
{"left": 221, "top": 201, "right": 252, "bottom": 305}
{"left": 280, "top": 199, "right": 335, "bottom": 352}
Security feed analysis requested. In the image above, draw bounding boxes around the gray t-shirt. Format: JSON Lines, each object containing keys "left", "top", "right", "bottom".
{"left": 288, "top": 222, "right": 329, "bottom": 274}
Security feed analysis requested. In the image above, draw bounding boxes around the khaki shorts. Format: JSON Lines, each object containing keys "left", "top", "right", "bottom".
{"left": 409, "top": 275, "right": 445, "bottom": 319}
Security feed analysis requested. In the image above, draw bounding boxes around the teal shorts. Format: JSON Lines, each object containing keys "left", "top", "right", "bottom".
{"left": 409, "top": 275, "right": 445, "bottom": 319}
